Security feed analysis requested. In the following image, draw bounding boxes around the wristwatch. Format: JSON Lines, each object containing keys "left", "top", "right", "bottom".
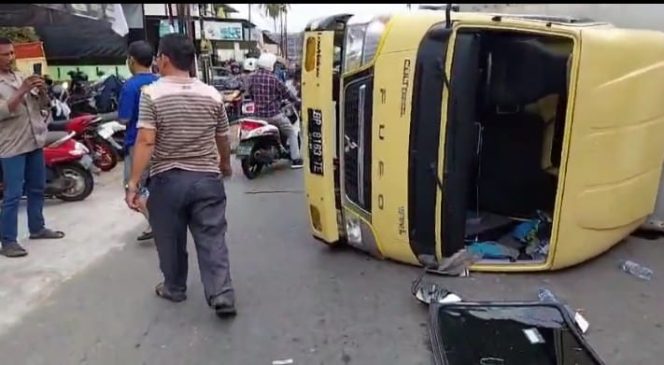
{"left": 124, "top": 183, "right": 138, "bottom": 192}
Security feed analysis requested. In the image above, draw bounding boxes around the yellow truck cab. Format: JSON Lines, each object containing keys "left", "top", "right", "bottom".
{"left": 301, "top": 10, "right": 664, "bottom": 272}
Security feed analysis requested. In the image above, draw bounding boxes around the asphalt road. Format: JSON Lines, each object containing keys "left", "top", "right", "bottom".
{"left": 0, "top": 160, "right": 662, "bottom": 365}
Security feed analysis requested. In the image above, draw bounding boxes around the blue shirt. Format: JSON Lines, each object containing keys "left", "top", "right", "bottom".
{"left": 118, "top": 72, "right": 159, "bottom": 150}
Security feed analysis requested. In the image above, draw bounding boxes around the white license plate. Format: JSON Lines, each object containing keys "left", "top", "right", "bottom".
{"left": 97, "top": 126, "right": 114, "bottom": 139}
{"left": 80, "top": 154, "right": 94, "bottom": 169}
{"left": 235, "top": 143, "right": 253, "bottom": 157}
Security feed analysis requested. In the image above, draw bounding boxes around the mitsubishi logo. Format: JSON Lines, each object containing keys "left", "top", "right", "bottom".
{"left": 344, "top": 135, "right": 358, "bottom": 153}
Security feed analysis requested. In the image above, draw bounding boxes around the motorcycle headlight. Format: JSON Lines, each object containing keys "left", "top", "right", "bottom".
{"left": 343, "top": 15, "right": 391, "bottom": 74}
{"left": 70, "top": 141, "right": 89, "bottom": 156}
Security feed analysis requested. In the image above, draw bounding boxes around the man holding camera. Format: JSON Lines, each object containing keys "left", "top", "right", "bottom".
{"left": 0, "top": 37, "right": 65, "bottom": 258}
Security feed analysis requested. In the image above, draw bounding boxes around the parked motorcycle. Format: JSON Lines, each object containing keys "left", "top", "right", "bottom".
{"left": 43, "top": 132, "right": 96, "bottom": 201}
{"left": 0, "top": 132, "right": 95, "bottom": 202}
{"left": 47, "top": 114, "right": 120, "bottom": 172}
{"left": 48, "top": 81, "right": 71, "bottom": 121}
{"left": 235, "top": 102, "right": 301, "bottom": 179}
{"left": 96, "top": 116, "right": 127, "bottom": 160}
{"left": 64, "top": 71, "right": 124, "bottom": 117}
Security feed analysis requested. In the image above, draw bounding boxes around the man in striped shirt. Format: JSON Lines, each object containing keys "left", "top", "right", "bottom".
{"left": 125, "top": 33, "right": 236, "bottom": 317}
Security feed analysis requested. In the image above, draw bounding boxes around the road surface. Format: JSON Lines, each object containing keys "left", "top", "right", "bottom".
{"left": 0, "top": 160, "right": 662, "bottom": 364}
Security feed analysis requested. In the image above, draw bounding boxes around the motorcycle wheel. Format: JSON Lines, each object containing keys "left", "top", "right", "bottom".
{"left": 55, "top": 164, "right": 94, "bottom": 202}
{"left": 93, "top": 139, "right": 118, "bottom": 172}
{"left": 241, "top": 158, "right": 263, "bottom": 180}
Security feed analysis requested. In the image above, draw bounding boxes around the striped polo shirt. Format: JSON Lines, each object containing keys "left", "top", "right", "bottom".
{"left": 137, "top": 77, "right": 230, "bottom": 177}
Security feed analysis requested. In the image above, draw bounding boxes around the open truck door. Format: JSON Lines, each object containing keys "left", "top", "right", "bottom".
{"left": 548, "top": 26, "right": 664, "bottom": 268}
{"left": 301, "top": 14, "right": 352, "bottom": 245}
{"left": 437, "top": 17, "right": 664, "bottom": 271}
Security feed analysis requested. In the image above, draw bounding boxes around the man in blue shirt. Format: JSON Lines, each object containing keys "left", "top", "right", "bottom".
{"left": 118, "top": 41, "right": 159, "bottom": 241}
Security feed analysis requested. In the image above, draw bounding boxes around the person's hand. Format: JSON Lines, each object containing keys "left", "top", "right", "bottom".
{"left": 125, "top": 182, "right": 141, "bottom": 212}
{"left": 220, "top": 163, "right": 233, "bottom": 178}
{"left": 137, "top": 194, "right": 149, "bottom": 215}
{"left": 20, "top": 75, "right": 44, "bottom": 94}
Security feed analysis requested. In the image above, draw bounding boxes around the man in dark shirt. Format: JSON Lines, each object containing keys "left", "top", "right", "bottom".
{"left": 247, "top": 53, "right": 302, "bottom": 168}
{"left": 118, "top": 41, "right": 159, "bottom": 242}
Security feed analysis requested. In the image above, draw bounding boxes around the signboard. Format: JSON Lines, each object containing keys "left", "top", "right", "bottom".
{"left": 33, "top": 4, "right": 129, "bottom": 35}
{"left": 308, "top": 108, "right": 324, "bottom": 175}
{"left": 158, "top": 19, "right": 180, "bottom": 37}
{"left": 143, "top": 4, "right": 200, "bottom": 17}
{"left": 194, "top": 20, "right": 243, "bottom": 41}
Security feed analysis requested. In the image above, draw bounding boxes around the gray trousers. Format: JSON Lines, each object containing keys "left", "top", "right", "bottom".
{"left": 147, "top": 169, "right": 234, "bottom": 305}
{"left": 267, "top": 113, "right": 301, "bottom": 161}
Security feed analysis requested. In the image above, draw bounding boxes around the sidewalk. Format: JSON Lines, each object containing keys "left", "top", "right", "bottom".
{"left": 0, "top": 167, "right": 145, "bottom": 335}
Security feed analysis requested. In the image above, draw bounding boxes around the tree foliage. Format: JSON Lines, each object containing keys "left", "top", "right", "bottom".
{"left": 0, "top": 27, "right": 40, "bottom": 43}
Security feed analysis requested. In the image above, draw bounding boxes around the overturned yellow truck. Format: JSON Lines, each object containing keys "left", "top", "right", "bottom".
{"left": 300, "top": 11, "right": 664, "bottom": 272}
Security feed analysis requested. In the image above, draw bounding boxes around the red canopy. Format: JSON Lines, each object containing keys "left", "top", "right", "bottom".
{"left": 13, "top": 42, "right": 45, "bottom": 59}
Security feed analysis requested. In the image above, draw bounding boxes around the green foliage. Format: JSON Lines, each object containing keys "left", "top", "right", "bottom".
{"left": 259, "top": 4, "right": 290, "bottom": 20}
{"left": 0, "top": 27, "right": 40, "bottom": 43}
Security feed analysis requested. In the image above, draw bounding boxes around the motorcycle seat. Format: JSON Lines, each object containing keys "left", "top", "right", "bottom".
{"left": 45, "top": 131, "right": 70, "bottom": 146}
{"left": 48, "top": 119, "right": 70, "bottom": 132}
{"left": 98, "top": 111, "right": 118, "bottom": 122}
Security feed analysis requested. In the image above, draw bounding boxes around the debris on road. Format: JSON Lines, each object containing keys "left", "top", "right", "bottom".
{"left": 411, "top": 262, "right": 463, "bottom": 305}
{"left": 419, "top": 250, "right": 481, "bottom": 277}
{"left": 639, "top": 219, "right": 664, "bottom": 234}
{"left": 272, "top": 359, "right": 294, "bottom": 365}
{"left": 620, "top": 260, "right": 653, "bottom": 281}
{"left": 412, "top": 279, "right": 463, "bottom": 305}
{"left": 428, "top": 302, "right": 606, "bottom": 365}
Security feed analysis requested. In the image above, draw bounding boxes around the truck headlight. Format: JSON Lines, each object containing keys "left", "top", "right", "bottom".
{"left": 343, "top": 15, "right": 391, "bottom": 74}
{"left": 362, "top": 20, "right": 387, "bottom": 64}
{"left": 343, "top": 24, "right": 365, "bottom": 73}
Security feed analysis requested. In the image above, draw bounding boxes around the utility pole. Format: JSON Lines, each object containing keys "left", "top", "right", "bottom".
{"left": 175, "top": 4, "right": 197, "bottom": 77}
{"left": 248, "top": 4, "right": 252, "bottom": 41}
{"left": 283, "top": 7, "right": 289, "bottom": 61}
{"left": 199, "top": 3, "right": 212, "bottom": 84}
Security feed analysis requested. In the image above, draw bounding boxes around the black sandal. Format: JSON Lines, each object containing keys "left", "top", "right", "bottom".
{"left": 29, "top": 228, "right": 65, "bottom": 240}
{"left": 137, "top": 230, "right": 154, "bottom": 241}
{"left": 154, "top": 282, "right": 187, "bottom": 303}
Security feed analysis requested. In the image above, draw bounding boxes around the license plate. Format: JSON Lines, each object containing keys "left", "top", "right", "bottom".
{"left": 235, "top": 143, "right": 254, "bottom": 157}
{"left": 97, "top": 126, "right": 114, "bottom": 139}
{"left": 307, "top": 108, "right": 324, "bottom": 175}
{"left": 80, "top": 154, "right": 94, "bottom": 170}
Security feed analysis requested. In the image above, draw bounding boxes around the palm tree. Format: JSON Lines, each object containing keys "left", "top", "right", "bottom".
{"left": 280, "top": 4, "right": 290, "bottom": 59}
{"left": 259, "top": 4, "right": 282, "bottom": 33}
{"left": 259, "top": 4, "right": 290, "bottom": 56}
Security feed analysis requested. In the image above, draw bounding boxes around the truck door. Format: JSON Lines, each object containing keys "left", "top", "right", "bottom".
{"left": 551, "top": 28, "right": 664, "bottom": 268}
{"left": 302, "top": 15, "right": 352, "bottom": 244}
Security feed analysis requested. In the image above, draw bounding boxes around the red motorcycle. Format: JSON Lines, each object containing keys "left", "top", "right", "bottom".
{"left": 0, "top": 132, "right": 96, "bottom": 202}
{"left": 48, "top": 114, "right": 119, "bottom": 172}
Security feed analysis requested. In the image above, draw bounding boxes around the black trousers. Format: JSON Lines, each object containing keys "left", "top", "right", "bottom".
{"left": 147, "top": 169, "right": 234, "bottom": 304}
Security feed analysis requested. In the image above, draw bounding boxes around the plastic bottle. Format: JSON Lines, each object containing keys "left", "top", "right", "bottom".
{"left": 620, "top": 260, "right": 653, "bottom": 281}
